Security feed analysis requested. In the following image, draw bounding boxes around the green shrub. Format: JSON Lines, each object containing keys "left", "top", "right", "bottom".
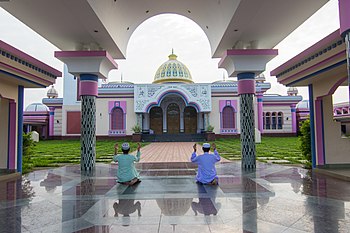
{"left": 22, "top": 132, "right": 35, "bottom": 173}
{"left": 299, "top": 119, "right": 311, "bottom": 167}
{"left": 132, "top": 124, "right": 141, "bottom": 133}
{"left": 206, "top": 125, "right": 214, "bottom": 132}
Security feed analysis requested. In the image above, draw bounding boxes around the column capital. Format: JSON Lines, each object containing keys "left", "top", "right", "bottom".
{"left": 219, "top": 49, "right": 278, "bottom": 77}
{"left": 55, "top": 50, "right": 118, "bottom": 79}
{"left": 237, "top": 72, "right": 256, "bottom": 95}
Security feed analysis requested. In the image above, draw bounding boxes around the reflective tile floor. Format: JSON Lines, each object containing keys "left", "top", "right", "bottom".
{"left": 0, "top": 162, "right": 350, "bottom": 233}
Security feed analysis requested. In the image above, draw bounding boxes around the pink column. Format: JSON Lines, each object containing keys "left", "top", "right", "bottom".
{"left": 256, "top": 93, "right": 263, "bottom": 132}
{"left": 8, "top": 100, "right": 16, "bottom": 169}
{"left": 315, "top": 99, "right": 325, "bottom": 166}
{"left": 291, "top": 104, "right": 297, "bottom": 134}
{"left": 49, "top": 107, "right": 55, "bottom": 137}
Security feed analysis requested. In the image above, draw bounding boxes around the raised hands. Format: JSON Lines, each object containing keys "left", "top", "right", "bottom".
{"left": 211, "top": 143, "right": 216, "bottom": 151}
{"left": 193, "top": 143, "right": 197, "bottom": 152}
{"left": 137, "top": 142, "right": 141, "bottom": 151}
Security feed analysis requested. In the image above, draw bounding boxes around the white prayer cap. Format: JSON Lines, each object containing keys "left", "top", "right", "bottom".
{"left": 202, "top": 143, "right": 211, "bottom": 149}
{"left": 122, "top": 142, "right": 130, "bottom": 150}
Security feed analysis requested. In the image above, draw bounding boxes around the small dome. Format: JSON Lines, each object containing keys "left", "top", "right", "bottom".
{"left": 153, "top": 51, "right": 193, "bottom": 84}
{"left": 255, "top": 74, "right": 265, "bottom": 83}
{"left": 287, "top": 87, "right": 298, "bottom": 96}
{"left": 25, "top": 103, "right": 49, "bottom": 112}
{"left": 297, "top": 100, "right": 309, "bottom": 109}
{"left": 47, "top": 85, "right": 58, "bottom": 98}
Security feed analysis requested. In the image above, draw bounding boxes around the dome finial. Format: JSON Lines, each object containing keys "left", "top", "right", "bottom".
{"left": 168, "top": 49, "right": 177, "bottom": 60}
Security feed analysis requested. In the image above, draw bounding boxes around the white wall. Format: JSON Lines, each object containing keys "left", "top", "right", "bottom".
{"left": 54, "top": 108, "right": 62, "bottom": 136}
{"left": 96, "top": 98, "right": 136, "bottom": 136}
{"left": 263, "top": 105, "right": 292, "bottom": 133}
{"left": 323, "top": 96, "right": 350, "bottom": 164}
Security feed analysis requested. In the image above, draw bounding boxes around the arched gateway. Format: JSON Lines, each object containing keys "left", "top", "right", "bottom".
{"left": 134, "top": 52, "right": 211, "bottom": 136}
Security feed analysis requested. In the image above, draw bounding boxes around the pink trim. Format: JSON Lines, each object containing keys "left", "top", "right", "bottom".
{"left": 278, "top": 51, "right": 346, "bottom": 84}
{"left": 80, "top": 81, "right": 98, "bottom": 96}
{"left": 339, "top": 0, "right": 350, "bottom": 35}
{"left": 257, "top": 94, "right": 263, "bottom": 132}
{"left": 238, "top": 79, "right": 255, "bottom": 94}
{"left": 291, "top": 104, "right": 297, "bottom": 133}
{"left": 0, "top": 62, "right": 54, "bottom": 86}
{"left": 219, "top": 49, "right": 278, "bottom": 67}
{"left": 54, "top": 50, "right": 118, "bottom": 69}
{"left": 315, "top": 99, "right": 324, "bottom": 165}
{"left": 108, "top": 101, "right": 127, "bottom": 113}
{"left": 8, "top": 101, "right": 16, "bottom": 169}
{"left": 219, "top": 100, "right": 237, "bottom": 112}
{"left": 271, "top": 30, "right": 341, "bottom": 76}
{"left": 0, "top": 40, "right": 61, "bottom": 77}
{"left": 49, "top": 107, "right": 55, "bottom": 137}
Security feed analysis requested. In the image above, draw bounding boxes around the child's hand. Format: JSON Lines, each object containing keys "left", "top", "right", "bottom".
{"left": 114, "top": 143, "right": 118, "bottom": 150}
{"left": 193, "top": 144, "right": 197, "bottom": 152}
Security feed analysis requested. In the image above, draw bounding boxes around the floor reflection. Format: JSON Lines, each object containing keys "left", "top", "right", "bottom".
{"left": 0, "top": 162, "right": 349, "bottom": 232}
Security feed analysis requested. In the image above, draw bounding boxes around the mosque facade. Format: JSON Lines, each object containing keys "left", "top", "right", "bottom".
{"left": 25, "top": 52, "right": 303, "bottom": 140}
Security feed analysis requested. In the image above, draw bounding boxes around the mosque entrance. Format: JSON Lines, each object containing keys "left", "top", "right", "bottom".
{"left": 167, "top": 103, "right": 180, "bottom": 134}
{"left": 150, "top": 107, "right": 163, "bottom": 134}
{"left": 184, "top": 106, "right": 197, "bottom": 134}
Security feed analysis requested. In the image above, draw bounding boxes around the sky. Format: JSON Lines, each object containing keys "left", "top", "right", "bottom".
{"left": 0, "top": 0, "right": 347, "bottom": 109}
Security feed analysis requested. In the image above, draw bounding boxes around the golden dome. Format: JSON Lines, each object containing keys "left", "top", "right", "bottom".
{"left": 153, "top": 51, "right": 193, "bottom": 84}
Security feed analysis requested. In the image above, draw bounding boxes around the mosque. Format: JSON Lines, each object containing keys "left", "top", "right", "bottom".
{"left": 24, "top": 51, "right": 303, "bottom": 141}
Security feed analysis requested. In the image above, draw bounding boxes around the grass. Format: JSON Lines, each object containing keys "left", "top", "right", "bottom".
{"left": 215, "top": 137, "right": 305, "bottom": 165}
{"left": 29, "top": 140, "right": 149, "bottom": 169}
{"left": 26, "top": 137, "right": 306, "bottom": 172}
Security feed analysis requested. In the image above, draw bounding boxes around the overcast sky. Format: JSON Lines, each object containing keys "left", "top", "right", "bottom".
{"left": 0, "top": 0, "right": 347, "bottom": 109}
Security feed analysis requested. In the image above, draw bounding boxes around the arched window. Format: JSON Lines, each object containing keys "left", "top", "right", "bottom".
{"left": 272, "top": 112, "right": 277, "bottom": 129}
{"left": 265, "top": 112, "right": 271, "bottom": 129}
{"left": 222, "top": 106, "right": 235, "bottom": 128}
{"left": 277, "top": 112, "right": 283, "bottom": 129}
{"left": 111, "top": 107, "right": 124, "bottom": 130}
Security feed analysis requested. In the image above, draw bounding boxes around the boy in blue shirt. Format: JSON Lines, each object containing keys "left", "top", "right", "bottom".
{"left": 113, "top": 142, "right": 141, "bottom": 185}
{"left": 191, "top": 143, "right": 221, "bottom": 185}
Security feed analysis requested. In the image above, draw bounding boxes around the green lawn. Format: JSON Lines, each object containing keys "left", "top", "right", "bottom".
{"left": 27, "top": 137, "right": 305, "bottom": 171}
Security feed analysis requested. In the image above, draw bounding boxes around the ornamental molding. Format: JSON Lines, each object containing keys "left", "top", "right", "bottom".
{"left": 134, "top": 84, "right": 211, "bottom": 113}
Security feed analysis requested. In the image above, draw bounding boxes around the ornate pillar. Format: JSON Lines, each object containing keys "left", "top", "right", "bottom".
{"left": 218, "top": 49, "right": 278, "bottom": 170}
{"left": 204, "top": 113, "right": 209, "bottom": 131}
{"left": 180, "top": 110, "right": 184, "bottom": 133}
{"left": 55, "top": 51, "right": 118, "bottom": 171}
{"left": 238, "top": 72, "right": 256, "bottom": 169}
{"left": 80, "top": 74, "right": 98, "bottom": 171}
{"left": 290, "top": 104, "right": 297, "bottom": 134}
{"left": 162, "top": 107, "right": 167, "bottom": 133}
{"left": 338, "top": 0, "right": 350, "bottom": 102}
{"left": 49, "top": 107, "right": 55, "bottom": 137}
{"left": 136, "top": 113, "right": 142, "bottom": 129}
{"left": 256, "top": 93, "right": 263, "bottom": 133}
{"left": 143, "top": 113, "right": 150, "bottom": 133}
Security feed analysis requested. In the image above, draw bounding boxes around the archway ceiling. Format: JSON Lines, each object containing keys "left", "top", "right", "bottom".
{"left": 1, "top": 0, "right": 329, "bottom": 59}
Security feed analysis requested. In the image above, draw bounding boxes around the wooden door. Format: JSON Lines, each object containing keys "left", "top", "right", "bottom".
{"left": 184, "top": 107, "right": 197, "bottom": 134}
{"left": 167, "top": 103, "right": 180, "bottom": 134}
{"left": 150, "top": 107, "right": 163, "bottom": 134}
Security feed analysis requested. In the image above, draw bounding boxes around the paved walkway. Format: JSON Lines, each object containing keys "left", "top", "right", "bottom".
{"left": 135, "top": 142, "right": 229, "bottom": 163}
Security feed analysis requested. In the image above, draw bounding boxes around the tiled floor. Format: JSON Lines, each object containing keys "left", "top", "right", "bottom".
{"left": 0, "top": 161, "right": 349, "bottom": 233}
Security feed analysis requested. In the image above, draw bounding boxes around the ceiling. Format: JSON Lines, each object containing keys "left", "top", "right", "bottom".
{"left": 0, "top": 0, "right": 329, "bottom": 59}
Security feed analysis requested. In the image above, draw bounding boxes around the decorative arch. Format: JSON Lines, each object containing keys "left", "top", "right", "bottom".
{"left": 219, "top": 100, "right": 237, "bottom": 134}
{"left": 108, "top": 101, "right": 126, "bottom": 135}
{"left": 146, "top": 91, "right": 200, "bottom": 113}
